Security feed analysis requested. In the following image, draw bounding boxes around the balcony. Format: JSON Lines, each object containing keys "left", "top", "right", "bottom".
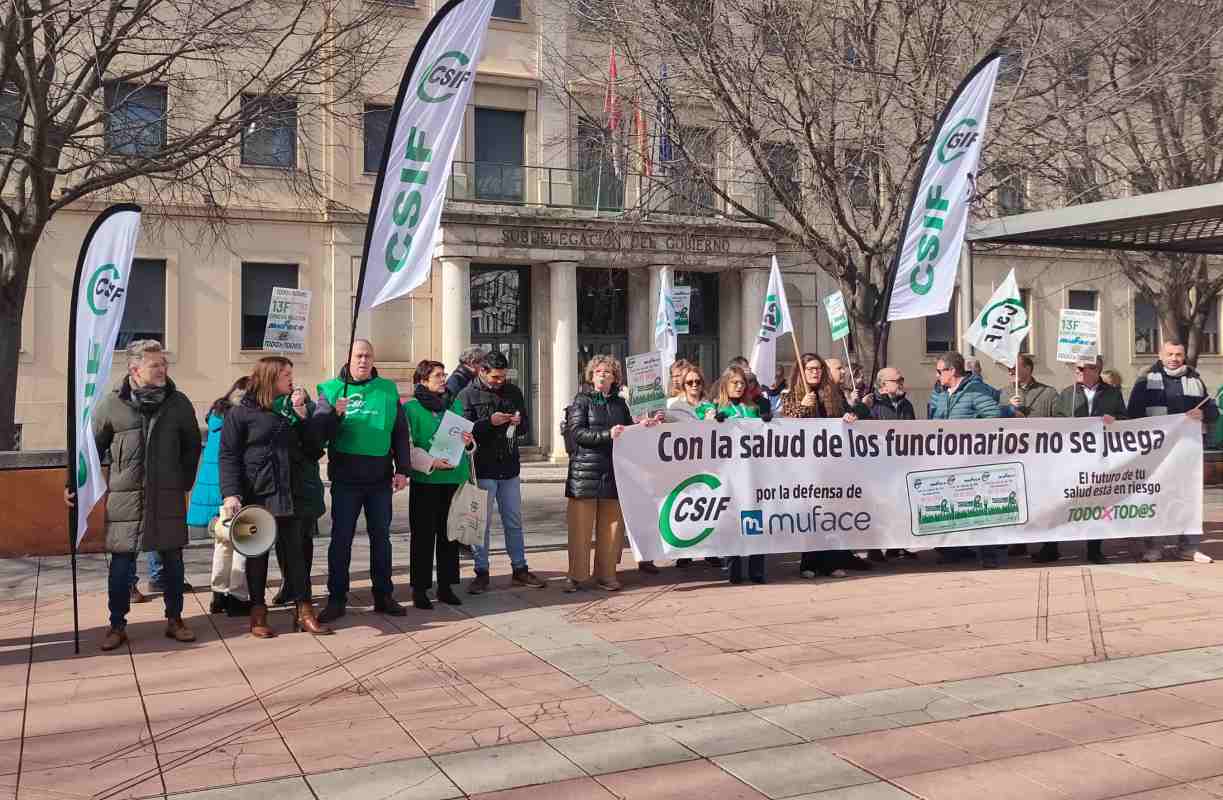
{"left": 446, "top": 160, "right": 793, "bottom": 223}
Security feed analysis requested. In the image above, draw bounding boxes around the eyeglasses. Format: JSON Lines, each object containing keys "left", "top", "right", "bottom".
{"left": 935, "top": 367, "right": 954, "bottom": 374}
{"left": 684, "top": 379, "right": 704, "bottom": 386}
{"left": 886, "top": 377, "right": 905, "bottom": 384}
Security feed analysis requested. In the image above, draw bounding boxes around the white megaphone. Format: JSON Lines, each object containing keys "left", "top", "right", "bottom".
{"left": 210, "top": 504, "right": 278, "bottom": 558}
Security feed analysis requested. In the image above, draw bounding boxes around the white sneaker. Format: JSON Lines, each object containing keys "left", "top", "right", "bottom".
{"left": 1180, "top": 549, "right": 1214, "bottom": 564}
{"left": 830, "top": 569, "right": 848, "bottom": 578}
{"left": 1140, "top": 547, "right": 1164, "bottom": 563}
{"left": 800, "top": 570, "right": 816, "bottom": 579}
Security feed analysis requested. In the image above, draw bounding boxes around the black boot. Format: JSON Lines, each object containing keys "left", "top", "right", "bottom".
{"left": 226, "top": 595, "right": 253, "bottom": 617}
{"left": 437, "top": 586, "right": 463, "bottom": 606}
{"left": 210, "top": 592, "right": 226, "bottom": 614}
{"left": 413, "top": 590, "right": 433, "bottom": 610}
{"left": 374, "top": 593, "right": 407, "bottom": 616}
{"left": 1032, "top": 543, "right": 1060, "bottom": 563}
{"left": 317, "top": 598, "right": 347, "bottom": 623}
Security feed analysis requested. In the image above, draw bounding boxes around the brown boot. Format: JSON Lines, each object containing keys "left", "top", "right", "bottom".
{"left": 294, "top": 601, "right": 333, "bottom": 636}
{"left": 249, "top": 604, "right": 276, "bottom": 638}
{"left": 165, "top": 617, "right": 196, "bottom": 643}
{"left": 100, "top": 626, "right": 128, "bottom": 651}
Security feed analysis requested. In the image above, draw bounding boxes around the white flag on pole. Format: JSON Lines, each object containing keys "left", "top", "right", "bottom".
{"left": 749, "top": 256, "right": 794, "bottom": 383}
{"left": 963, "top": 268, "right": 1028, "bottom": 368}
{"left": 357, "top": 0, "right": 495, "bottom": 313}
{"left": 69, "top": 205, "right": 142, "bottom": 545}
{"left": 887, "top": 53, "right": 1003, "bottom": 321}
{"left": 654, "top": 266, "right": 677, "bottom": 373}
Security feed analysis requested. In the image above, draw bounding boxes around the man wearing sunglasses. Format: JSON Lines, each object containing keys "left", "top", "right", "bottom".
{"left": 869, "top": 367, "right": 915, "bottom": 421}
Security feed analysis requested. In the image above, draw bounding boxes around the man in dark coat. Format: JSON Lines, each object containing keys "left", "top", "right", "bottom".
{"left": 459, "top": 351, "right": 545, "bottom": 594}
{"left": 1128, "top": 340, "right": 1218, "bottom": 562}
{"left": 1036, "top": 355, "right": 1127, "bottom": 564}
{"left": 869, "top": 366, "right": 916, "bottom": 421}
{"left": 66, "top": 340, "right": 201, "bottom": 651}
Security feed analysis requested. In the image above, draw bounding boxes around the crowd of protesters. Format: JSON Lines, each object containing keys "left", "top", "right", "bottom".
{"left": 62, "top": 332, "right": 1217, "bottom": 651}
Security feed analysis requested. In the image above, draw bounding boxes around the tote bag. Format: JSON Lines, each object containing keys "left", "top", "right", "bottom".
{"left": 447, "top": 454, "right": 488, "bottom": 547}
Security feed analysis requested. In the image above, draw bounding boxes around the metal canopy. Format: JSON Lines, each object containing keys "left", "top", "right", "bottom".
{"left": 967, "top": 181, "right": 1223, "bottom": 255}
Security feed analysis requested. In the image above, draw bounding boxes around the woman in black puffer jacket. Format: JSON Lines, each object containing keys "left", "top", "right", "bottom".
{"left": 219, "top": 356, "right": 332, "bottom": 639}
{"left": 564, "top": 355, "right": 658, "bottom": 592}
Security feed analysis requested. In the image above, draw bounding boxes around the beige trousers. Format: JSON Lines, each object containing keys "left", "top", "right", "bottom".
{"left": 566, "top": 498, "right": 624, "bottom": 583}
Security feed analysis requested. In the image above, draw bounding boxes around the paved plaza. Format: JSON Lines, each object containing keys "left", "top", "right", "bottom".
{"left": 5, "top": 480, "right": 1223, "bottom": 800}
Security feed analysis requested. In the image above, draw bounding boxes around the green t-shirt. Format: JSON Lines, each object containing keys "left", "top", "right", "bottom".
{"left": 317, "top": 376, "right": 402, "bottom": 457}
{"left": 695, "top": 401, "right": 760, "bottom": 420}
{"left": 403, "top": 396, "right": 471, "bottom": 484}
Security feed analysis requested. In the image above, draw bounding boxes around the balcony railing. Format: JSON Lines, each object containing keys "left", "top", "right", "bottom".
{"left": 446, "top": 160, "right": 794, "bottom": 222}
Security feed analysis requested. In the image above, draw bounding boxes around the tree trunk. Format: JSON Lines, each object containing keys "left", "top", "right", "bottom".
{"left": 0, "top": 235, "right": 31, "bottom": 452}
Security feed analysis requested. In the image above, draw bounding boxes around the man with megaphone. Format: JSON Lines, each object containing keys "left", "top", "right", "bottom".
{"left": 219, "top": 356, "right": 332, "bottom": 637}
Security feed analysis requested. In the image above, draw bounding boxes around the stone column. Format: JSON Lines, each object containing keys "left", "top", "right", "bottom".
{"left": 740, "top": 266, "right": 769, "bottom": 361}
{"left": 550, "top": 261, "right": 579, "bottom": 462}
{"left": 439, "top": 256, "right": 471, "bottom": 370}
{"left": 719, "top": 270, "right": 742, "bottom": 364}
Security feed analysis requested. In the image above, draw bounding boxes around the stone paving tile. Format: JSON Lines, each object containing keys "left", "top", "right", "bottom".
{"left": 279, "top": 716, "right": 426, "bottom": 774}
{"left": 915, "top": 714, "right": 1072, "bottom": 760}
{"left": 1111, "top": 786, "right": 1223, "bottom": 800}
{"left": 17, "top": 751, "right": 162, "bottom": 800}
{"left": 785, "top": 784, "right": 920, "bottom": 800}
{"left": 753, "top": 697, "right": 900, "bottom": 741}
{"left": 603, "top": 683, "right": 740, "bottom": 723}
{"left": 595, "top": 759, "right": 770, "bottom": 799}
{"left": 1003, "top": 744, "right": 1178, "bottom": 799}
{"left": 306, "top": 758, "right": 462, "bottom": 800}
{"left": 470, "top": 776, "right": 618, "bottom": 800}
{"left": 1086, "top": 730, "right": 1223, "bottom": 782}
{"left": 1003, "top": 701, "right": 1163, "bottom": 744}
{"left": 822, "top": 727, "right": 979, "bottom": 778}
{"left": 159, "top": 735, "right": 302, "bottom": 795}
{"left": 550, "top": 725, "right": 699, "bottom": 774}
{"left": 714, "top": 741, "right": 877, "bottom": 799}
{"left": 894, "top": 760, "right": 1068, "bottom": 800}
{"left": 653, "top": 711, "right": 803, "bottom": 757}
{"left": 507, "top": 695, "right": 643, "bottom": 738}
{"left": 433, "top": 740, "right": 586, "bottom": 796}
{"left": 168, "top": 777, "right": 315, "bottom": 800}
{"left": 1086, "top": 688, "right": 1223, "bottom": 728}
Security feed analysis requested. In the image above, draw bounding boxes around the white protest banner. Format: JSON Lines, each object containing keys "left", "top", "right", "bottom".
{"left": 673, "top": 286, "right": 692, "bottom": 334}
{"left": 964, "top": 269, "right": 1028, "bottom": 368}
{"left": 888, "top": 53, "right": 1003, "bottom": 321}
{"left": 262, "top": 287, "right": 311, "bottom": 353}
{"left": 626, "top": 351, "right": 667, "bottom": 418}
{"left": 355, "top": 0, "right": 495, "bottom": 314}
{"left": 68, "top": 204, "right": 142, "bottom": 546}
{"left": 1057, "top": 309, "right": 1100, "bottom": 363}
{"left": 824, "top": 290, "right": 850, "bottom": 342}
{"left": 614, "top": 416, "right": 1200, "bottom": 560}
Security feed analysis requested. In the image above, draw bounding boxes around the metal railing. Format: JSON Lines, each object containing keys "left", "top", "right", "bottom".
{"left": 446, "top": 160, "right": 793, "bottom": 222}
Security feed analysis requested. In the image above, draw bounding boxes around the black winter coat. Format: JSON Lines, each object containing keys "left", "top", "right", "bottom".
{"left": 219, "top": 395, "right": 325, "bottom": 518}
{"left": 564, "top": 386, "right": 632, "bottom": 500}
{"left": 870, "top": 394, "right": 917, "bottom": 421}
{"left": 459, "top": 378, "right": 528, "bottom": 480}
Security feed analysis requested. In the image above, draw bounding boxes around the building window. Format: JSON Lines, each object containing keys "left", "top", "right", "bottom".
{"left": 675, "top": 271, "right": 720, "bottom": 370}
{"left": 493, "top": 0, "right": 522, "bottom": 18}
{"left": 997, "top": 167, "right": 1026, "bottom": 215}
{"left": 1066, "top": 163, "right": 1102, "bottom": 205}
{"left": 241, "top": 262, "right": 299, "bottom": 350}
{"left": 363, "top": 104, "right": 392, "bottom": 174}
{"left": 925, "top": 292, "right": 957, "bottom": 355}
{"left": 577, "top": 117, "right": 624, "bottom": 210}
{"left": 577, "top": 268, "right": 627, "bottom": 336}
{"left": 241, "top": 94, "right": 297, "bottom": 168}
{"left": 1134, "top": 295, "right": 1160, "bottom": 355}
{"left": 759, "top": 0, "right": 786, "bottom": 53}
{"left": 846, "top": 150, "right": 877, "bottom": 209}
{"left": 116, "top": 259, "right": 167, "bottom": 350}
{"left": 1202, "top": 298, "right": 1221, "bottom": 355}
{"left": 104, "top": 83, "right": 167, "bottom": 157}
{"left": 0, "top": 86, "right": 19, "bottom": 148}
{"left": 474, "top": 108, "right": 525, "bottom": 202}
{"left": 1068, "top": 289, "right": 1098, "bottom": 311}
{"left": 1068, "top": 49, "right": 1090, "bottom": 92}
{"left": 671, "top": 126, "right": 715, "bottom": 215}
{"left": 471, "top": 266, "right": 528, "bottom": 335}
{"left": 759, "top": 142, "right": 799, "bottom": 220}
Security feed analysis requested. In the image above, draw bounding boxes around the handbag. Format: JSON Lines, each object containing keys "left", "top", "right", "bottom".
{"left": 447, "top": 452, "right": 488, "bottom": 547}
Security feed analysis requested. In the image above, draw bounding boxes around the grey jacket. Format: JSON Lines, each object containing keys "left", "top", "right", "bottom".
{"left": 1011, "top": 381, "right": 1058, "bottom": 418}
{"left": 93, "top": 377, "right": 201, "bottom": 553}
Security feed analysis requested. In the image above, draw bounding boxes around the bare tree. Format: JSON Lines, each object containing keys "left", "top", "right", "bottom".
{"left": 540, "top": 0, "right": 1223, "bottom": 375}
{"left": 1017, "top": 0, "right": 1223, "bottom": 365}
{"left": 0, "top": 0, "right": 398, "bottom": 450}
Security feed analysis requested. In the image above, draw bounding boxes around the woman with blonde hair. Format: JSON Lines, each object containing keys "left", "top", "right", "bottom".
{"left": 219, "top": 356, "right": 331, "bottom": 637}
{"left": 564, "top": 354, "right": 658, "bottom": 591}
{"left": 697, "top": 365, "right": 764, "bottom": 420}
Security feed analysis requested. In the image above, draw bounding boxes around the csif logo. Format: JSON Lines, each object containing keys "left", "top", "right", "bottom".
{"left": 86, "top": 263, "right": 125, "bottom": 316}
{"left": 757, "top": 294, "right": 782, "bottom": 339}
{"left": 1068, "top": 503, "right": 1157, "bottom": 523}
{"left": 658, "top": 473, "right": 731, "bottom": 549}
{"left": 418, "top": 50, "right": 473, "bottom": 103}
{"left": 977, "top": 299, "right": 1029, "bottom": 344}
{"left": 936, "top": 118, "right": 980, "bottom": 164}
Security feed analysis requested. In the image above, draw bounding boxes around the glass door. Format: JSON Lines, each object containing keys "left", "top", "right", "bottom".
{"left": 471, "top": 265, "right": 533, "bottom": 443}
{"left": 676, "top": 271, "right": 720, "bottom": 374}
{"left": 577, "top": 268, "right": 629, "bottom": 386}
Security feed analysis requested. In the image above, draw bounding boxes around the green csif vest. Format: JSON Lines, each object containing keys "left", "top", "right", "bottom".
{"left": 317, "top": 376, "right": 402, "bottom": 457}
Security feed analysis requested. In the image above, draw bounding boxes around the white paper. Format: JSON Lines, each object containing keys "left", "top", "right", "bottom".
{"left": 428, "top": 410, "right": 474, "bottom": 466}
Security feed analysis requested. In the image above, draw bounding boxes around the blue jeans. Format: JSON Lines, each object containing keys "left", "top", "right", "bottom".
{"left": 327, "top": 482, "right": 394, "bottom": 601}
{"left": 473, "top": 477, "right": 527, "bottom": 574}
{"left": 110, "top": 550, "right": 184, "bottom": 628}
{"left": 126, "top": 551, "right": 165, "bottom": 588}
